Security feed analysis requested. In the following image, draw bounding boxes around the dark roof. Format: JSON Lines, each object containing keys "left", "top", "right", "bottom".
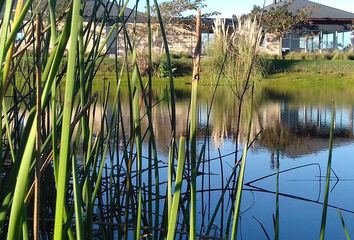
{"left": 83, "top": 1, "right": 144, "bottom": 23}
{"left": 265, "top": 0, "right": 354, "bottom": 20}
{"left": 202, "top": 18, "right": 234, "bottom": 30}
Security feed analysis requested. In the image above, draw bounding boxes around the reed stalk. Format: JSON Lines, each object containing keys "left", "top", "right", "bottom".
{"left": 167, "top": 137, "right": 186, "bottom": 240}
{"left": 338, "top": 209, "right": 350, "bottom": 240}
{"left": 53, "top": 0, "right": 81, "bottom": 238}
{"left": 319, "top": 100, "right": 335, "bottom": 240}
{"left": 231, "top": 85, "right": 255, "bottom": 240}
{"left": 132, "top": 51, "right": 143, "bottom": 240}
{"left": 189, "top": 9, "right": 202, "bottom": 240}
{"left": 34, "top": 13, "right": 42, "bottom": 240}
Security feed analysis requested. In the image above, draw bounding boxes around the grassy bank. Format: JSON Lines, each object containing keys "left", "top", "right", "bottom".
{"left": 94, "top": 57, "right": 354, "bottom": 106}
{"left": 261, "top": 60, "right": 354, "bottom": 104}
{"left": 263, "top": 59, "right": 354, "bottom": 80}
{"left": 97, "top": 58, "right": 354, "bottom": 86}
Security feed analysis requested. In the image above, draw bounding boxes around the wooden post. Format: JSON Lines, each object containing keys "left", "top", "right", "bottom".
{"left": 192, "top": 10, "right": 202, "bottom": 81}
{"left": 34, "top": 13, "right": 42, "bottom": 240}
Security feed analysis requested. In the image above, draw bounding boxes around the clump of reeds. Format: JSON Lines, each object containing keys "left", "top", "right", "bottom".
{"left": 205, "top": 18, "right": 230, "bottom": 77}
{"left": 225, "top": 17, "right": 263, "bottom": 91}
{"left": 267, "top": 50, "right": 354, "bottom": 61}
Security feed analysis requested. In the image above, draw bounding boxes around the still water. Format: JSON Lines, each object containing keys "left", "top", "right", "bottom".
{"left": 113, "top": 82, "right": 354, "bottom": 239}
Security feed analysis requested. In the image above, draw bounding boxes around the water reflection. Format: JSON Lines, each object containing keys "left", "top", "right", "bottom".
{"left": 258, "top": 101, "right": 354, "bottom": 158}
{"left": 104, "top": 83, "right": 354, "bottom": 239}
{"left": 112, "top": 85, "right": 354, "bottom": 158}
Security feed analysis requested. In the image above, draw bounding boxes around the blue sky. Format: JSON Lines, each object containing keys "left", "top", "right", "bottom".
{"left": 134, "top": 0, "right": 354, "bottom": 17}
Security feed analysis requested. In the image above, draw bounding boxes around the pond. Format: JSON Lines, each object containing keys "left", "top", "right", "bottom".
{"left": 104, "top": 80, "right": 354, "bottom": 239}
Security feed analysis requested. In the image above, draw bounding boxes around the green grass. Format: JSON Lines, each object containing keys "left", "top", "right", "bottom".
{"left": 97, "top": 58, "right": 354, "bottom": 87}
{"left": 263, "top": 59, "right": 354, "bottom": 78}
{"left": 262, "top": 75, "right": 354, "bottom": 105}
{"left": 256, "top": 59, "right": 354, "bottom": 105}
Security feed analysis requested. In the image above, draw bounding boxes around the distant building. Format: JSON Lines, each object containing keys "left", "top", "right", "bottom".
{"left": 0, "top": 0, "right": 203, "bottom": 56}
{"left": 261, "top": 0, "right": 354, "bottom": 55}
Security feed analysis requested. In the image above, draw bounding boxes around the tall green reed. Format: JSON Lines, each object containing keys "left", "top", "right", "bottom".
{"left": 319, "top": 100, "right": 335, "bottom": 240}
{"left": 230, "top": 85, "right": 255, "bottom": 240}
{"left": 167, "top": 137, "right": 186, "bottom": 240}
{"left": 53, "top": 0, "right": 81, "bottom": 238}
{"left": 189, "top": 9, "right": 202, "bottom": 240}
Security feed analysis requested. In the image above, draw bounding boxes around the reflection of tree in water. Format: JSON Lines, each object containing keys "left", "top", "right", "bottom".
{"left": 114, "top": 84, "right": 354, "bottom": 157}
{"left": 260, "top": 124, "right": 304, "bottom": 152}
{"left": 209, "top": 87, "right": 237, "bottom": 147}
{"left": 208, "top": 86, "right": 263, "bottom": 147}
{"left": 259, "top": 123, "right": 305, "bottom": 168}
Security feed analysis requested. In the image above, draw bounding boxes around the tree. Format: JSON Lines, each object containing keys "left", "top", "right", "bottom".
{"left": 263, "top": 4, "right": 312, "bottom": 38}
{"left": 250, "top": 2, "right": 313, "bottom": 55}
{"left": 151, "top": 0, "right": 219, "bottom": 27}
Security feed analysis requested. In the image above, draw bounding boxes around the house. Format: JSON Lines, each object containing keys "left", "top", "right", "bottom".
{"left": 0, "top": 0, "right": 200, "bottom": 56}
{"left": 1, "top": 0, "right": 237, "bottom": 56}
{"left": 261, "top": 0, "right": 354, "bottom": 55}
{"left": 82, "top": 1, "right": 234, "bottom": 56}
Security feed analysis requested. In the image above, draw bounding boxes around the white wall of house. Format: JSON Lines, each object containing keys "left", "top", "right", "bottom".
{"left": 104, "top": 23, "right": 196, "bottom": 57}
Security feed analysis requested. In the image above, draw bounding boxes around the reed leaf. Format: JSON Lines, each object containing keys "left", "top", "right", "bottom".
{"left": 189, "top": 80, "right": 198, "bottom": 240}
{"left": 231, "top": 86, "right": 254, "bottom": 240}
{"left": 72, "top": 155, "right": 84, "bottom": 240}
{"left": 338, "top": 209, "right": 351, "bottom": 240}
{"left": 6, "top": 121, "right": 36, "bottom": 240}
{"left": 53, "top": 0, "right": 82, "bottom": 238}
{"left": 319, "top": 100, "right": 335, "bottom": 240}
{"left": 167, "top": 137, "right": 186, "bottom": 240}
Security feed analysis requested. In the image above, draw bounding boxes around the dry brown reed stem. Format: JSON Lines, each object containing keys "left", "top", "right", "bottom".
{"left": 34, "top": 14, "right": 42, "bottom": 240}
{"left": 192, "top": 9, "right": 202, "bottom": 82}
{"left": 24, "top": 92, "right": 99, "bottom": 204}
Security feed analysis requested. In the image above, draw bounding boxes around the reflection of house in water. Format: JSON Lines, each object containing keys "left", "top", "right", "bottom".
{"left": 258, "top": 101, "right": 354, "bottom": 158}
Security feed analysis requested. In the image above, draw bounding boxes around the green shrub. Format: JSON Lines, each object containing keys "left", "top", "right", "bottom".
{"left": 345, "top": 52, "right": 354, "bottom": 60}
{"left": 285, "top": 52, "right": 298, "bottom": 60}
{"left": 134, "top": 52, "right": 160, "bottom": 76}
{"left": 332, "top": 50, "right": 345, "bottom": 60}
{"left": 283, "top": 51, "right": 336, "bottom": 60}
{"left": 299, "top": 52, "right": 307, "bottom": 60}
{"left": 158, "top": 58, "right": 177, "bottom": 78}
{"left": 323, "top": 52, "right": 333, "bottom": 60}
{"left": 181, "top": 52, "right": 193, "bottom": 59}
{"left": 260, "top": 53, "right": 279, "bottom": 60}
{"left": 171, "top": 52, "right": 182, "bottom": 59}
{"left": 259, "top": 58, "right": 275, "bottom": 76}
{"left": 310, "top": 52, "right": 329, "bottom": 60}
